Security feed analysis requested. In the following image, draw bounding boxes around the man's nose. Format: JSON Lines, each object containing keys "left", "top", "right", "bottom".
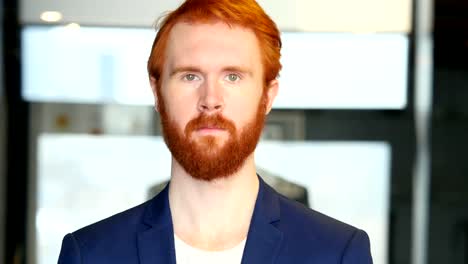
{"left": 198, "top": 79, "right": 224, "bottom": 113}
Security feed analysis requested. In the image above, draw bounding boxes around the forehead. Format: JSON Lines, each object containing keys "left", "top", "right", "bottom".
{"left": 164, "top": 22, "right": 262, "bottom": 71}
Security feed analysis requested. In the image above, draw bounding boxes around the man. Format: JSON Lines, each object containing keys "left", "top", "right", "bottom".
{"left": 58, "top": 0, "right": 373, "bottom": 263}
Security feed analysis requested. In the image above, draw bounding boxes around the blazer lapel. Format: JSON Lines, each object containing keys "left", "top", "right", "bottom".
{"left": 242, "top": 176, "right": 284, "bottom": 264}
{"left": 137, "top": 185, "right": 177, "bottom": 264}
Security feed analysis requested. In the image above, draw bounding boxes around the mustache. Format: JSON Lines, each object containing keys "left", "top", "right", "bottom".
{"left": 184, "top": 114, "right": 236, "bottom": 135}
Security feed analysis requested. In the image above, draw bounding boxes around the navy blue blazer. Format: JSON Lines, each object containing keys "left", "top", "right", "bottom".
{"left": 58, "top": 177, "right": 373, "bottom": 263}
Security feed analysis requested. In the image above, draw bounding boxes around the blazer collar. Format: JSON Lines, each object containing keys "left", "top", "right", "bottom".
{"left": 137, "top": 176, "right": 283, "bottom": 264}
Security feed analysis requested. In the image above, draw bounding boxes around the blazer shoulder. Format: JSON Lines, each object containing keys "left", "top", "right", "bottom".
{"left": 58, "top": 183, "right": 174, "bottom": 263}
{"left": 58, "top": 198, "right": 157, "bottom": 263}
{"left": 277, "top": 191, "right": 356, "bottom": 237}
{"left": 275, "top": 193, "right": 372, "bottom": 262}
{"left": 71, "top": 198, "right": 152, "bottom": 248}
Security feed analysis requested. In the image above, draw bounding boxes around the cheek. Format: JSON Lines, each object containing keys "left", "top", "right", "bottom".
{"left": 226, "top": 94, "right": 262, "bottom": 125}
{"left": 163, "top": 93, "right": 198, "bottom": 129}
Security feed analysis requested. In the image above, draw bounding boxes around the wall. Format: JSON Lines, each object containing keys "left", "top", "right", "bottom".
{"left": 19, "top": 0, "right": 411, "bottom": 32}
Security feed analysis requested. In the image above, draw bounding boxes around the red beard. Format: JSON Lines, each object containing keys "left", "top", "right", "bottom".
{"left": 158, "top": 91, "right": 267, "bottom": 181}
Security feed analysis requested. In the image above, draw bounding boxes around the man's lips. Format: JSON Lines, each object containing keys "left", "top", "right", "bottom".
{"left": 198, "top": 126, "right": 224, "bottom": 131}
{"left": 196, "top": 126, "right": 226, "bottom": 133}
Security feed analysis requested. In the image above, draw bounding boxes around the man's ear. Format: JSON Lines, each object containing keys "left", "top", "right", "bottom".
{"left": 264, "top": 79, "right": 279, "bottom": 115}
{"left": 149, "top": 76, "right": 159, "bottom": 112}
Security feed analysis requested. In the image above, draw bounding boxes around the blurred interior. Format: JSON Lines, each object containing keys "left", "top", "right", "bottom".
{"left": 2, "top": 0, "right": 468, "bottom": 263}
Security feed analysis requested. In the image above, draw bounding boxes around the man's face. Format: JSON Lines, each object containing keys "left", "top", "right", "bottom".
{"left": 151, "top": 22, "right": 278, "bottom": 181}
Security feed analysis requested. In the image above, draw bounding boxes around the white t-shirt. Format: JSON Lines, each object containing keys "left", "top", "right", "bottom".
{"left": 174, "top": 235, "right": 247, "bottom": 264}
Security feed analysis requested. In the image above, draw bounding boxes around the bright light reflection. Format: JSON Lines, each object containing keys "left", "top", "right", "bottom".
{"left": 21, "top": 26, "right": 408, "bottom": 109}
{"left": 36, "top": 135, "right": 390, "bottom": 264}
{"left": 65, "top": 23, "right": 80, "bottom": 30}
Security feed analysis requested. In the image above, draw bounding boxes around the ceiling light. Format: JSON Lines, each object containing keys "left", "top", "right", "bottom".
{"left": 40, "top": 11, "right": 63, "bottom": 23}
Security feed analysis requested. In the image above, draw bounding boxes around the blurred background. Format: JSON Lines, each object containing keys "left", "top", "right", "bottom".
{"left": 1, "top": 0, "right": 467, "bottom": 263}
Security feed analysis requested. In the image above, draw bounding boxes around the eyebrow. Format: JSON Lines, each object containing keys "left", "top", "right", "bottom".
{"left": 169, "top": 65, "right": 253, "bottom": 77}
{"left": 169, "top": 66, "right": 201, "bottom": 77}
{"left": 223, "top": 66, "right": 253, "bottom": 76}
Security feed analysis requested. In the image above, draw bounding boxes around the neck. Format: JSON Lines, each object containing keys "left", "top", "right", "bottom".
{"left": 168, "top": 154, "right": 259, "bottom": 251}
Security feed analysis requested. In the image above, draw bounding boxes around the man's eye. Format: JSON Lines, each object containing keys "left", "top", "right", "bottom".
{"left": 183, "top": 74, "right": 198, "bottom": 81}
{"left": 226, "top": 74, "right": 240, "bottom": 82}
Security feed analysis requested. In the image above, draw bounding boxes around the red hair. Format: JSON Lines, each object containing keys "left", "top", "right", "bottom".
{"left": 147, "top": 0, "right": 282, "bottom": 88}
